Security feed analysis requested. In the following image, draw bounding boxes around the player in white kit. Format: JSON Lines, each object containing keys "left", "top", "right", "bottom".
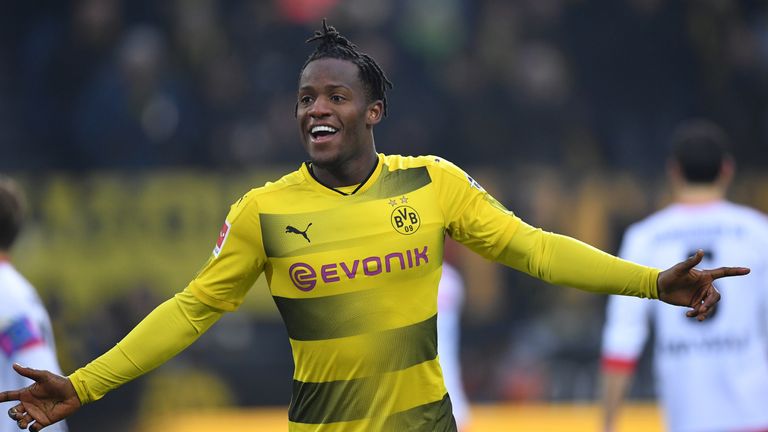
{"left": 600, "top": 120, "right": 768, "bottom": 432}
{"left": 437, "top": 260, "right": 470, "bottom": 431}
{"left": 0, "top": 177, "right": 67, "bottom": 432}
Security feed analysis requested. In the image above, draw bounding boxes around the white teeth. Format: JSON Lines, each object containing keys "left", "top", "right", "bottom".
{"left": 311, "top": 125, "right": 338, "bottom": 134}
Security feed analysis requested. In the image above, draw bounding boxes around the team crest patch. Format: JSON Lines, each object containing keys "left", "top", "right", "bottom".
{"left": 213, "top": 220, "right": 231, "bottom": 257}
{"left": 391, "top": 205, "right": 421, "bottom": 235}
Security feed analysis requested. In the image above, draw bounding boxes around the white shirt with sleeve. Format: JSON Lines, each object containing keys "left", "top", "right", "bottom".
{"left": 0, "top": 260, "right": 68, "bottom": 432}
{"left": 437, "top": 262, "right": 470, "bottom": 428}
{"left": 602, "top": 201, "right": 768, "bottom": 432}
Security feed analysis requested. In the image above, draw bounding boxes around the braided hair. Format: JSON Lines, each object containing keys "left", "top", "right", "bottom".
{"left": 300, "top": 20, "right": 393, "bottom": 116}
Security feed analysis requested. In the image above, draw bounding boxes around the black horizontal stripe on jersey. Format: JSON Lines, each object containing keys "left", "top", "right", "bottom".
{"left": 283, "top": 314, "right": 437, "bottom": 378}
{"left": 381, "top": 393, "right": 457, "bottom": 431}
{"left": 289, "top": 371, "right": 450, "bottom": 426}
{"left": 274, "top": 288, "right": 437, "bottom": 341}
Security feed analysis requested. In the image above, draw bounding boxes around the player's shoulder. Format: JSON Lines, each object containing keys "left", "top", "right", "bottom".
{"left": 723, "top": 201, "right": 768, "bottom": 236}
{"left": 229, "top": 167, "right": 306, "bottom": 210}
{"left": 0, "top": 264, "right": 32, "bottom": 294}
{"left": 384, "top": 153, "right": 466, "bottom": 169}
{"left": 627, "top": 207, "right": 676, "bottom": 232}
{"left": 0, "top": 264, "right": 39, "bottom": 312}
{"left": 620, "top": 208, "right": 677, "bottom": 247}
{"left": 248, "top": 167, "right": 306, "bottom": 198}
{"left": 383, "top": 154, "right": 473, "bottom": 183}
{"left": 382, "top": 153, "right": 445, "bottom": 170}
{"left": 722, "top": 201, "right": 768, "bottom": 223}
{"left": 627, "top": 200, "right": 768, "bottom": 239}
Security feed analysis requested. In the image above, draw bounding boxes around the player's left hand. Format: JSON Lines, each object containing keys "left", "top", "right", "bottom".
{"left": 657, "top": 250, "right": 750, "bottom": 321}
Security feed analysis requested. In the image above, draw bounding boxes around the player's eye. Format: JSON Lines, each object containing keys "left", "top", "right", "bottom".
{"left": 330, "top": 95, "right": 345, "bottom": 103}
{"left": 299, "top": 95, "right": 313, "bottom": 106}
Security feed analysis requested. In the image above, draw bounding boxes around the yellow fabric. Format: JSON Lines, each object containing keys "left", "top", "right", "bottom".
{"left": 187, "top": 191, "right": 267, "bottom": 311}
{"left": 287, "top": 359, "right": 447, "bottom": 432}
{"left": 185, "top": 154, "right": 454, "bottom": 427}
{"left": 66, "top": 153, "right": 659, "bottom": 427}
{"left": 427, "top": 156, "right": 659, "bottom": 299}
{"left": 68, "top": 287, "right": 222, "bottom": 404}
{"left": 498, "top": 221, "right": 659, "bottom": 299}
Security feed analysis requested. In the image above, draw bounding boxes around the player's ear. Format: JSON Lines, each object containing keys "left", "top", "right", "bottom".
{"left": 718, "top": 155, "right": 735, "bottom": 187}
{"left": 667, "top": 159, "right": 682, "bottom": 184}
{"left": 366, "top": 100, "right": 383, "bottom": 126}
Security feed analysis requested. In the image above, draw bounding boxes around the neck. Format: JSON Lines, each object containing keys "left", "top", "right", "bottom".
{"left": 676, "top": 184, "right": 725, "bottom": 205}
{"left": 311, "top": 152, "right": 378, "bottom": 188}
{"left": 0, "top": 252, "right": 9, "bottom": 263}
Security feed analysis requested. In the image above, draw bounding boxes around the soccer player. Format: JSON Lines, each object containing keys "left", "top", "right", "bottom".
{"left": 437, "top": 259, "right": 470, "bottom": 431}
{"left": 0, "top": 22, "right": 750, "bottom": 432}
{"left": 600, "top": 120, "right": 768, "bottom": 432}
{"left": 0, "top": 177, "right": 67, "bottom": 432}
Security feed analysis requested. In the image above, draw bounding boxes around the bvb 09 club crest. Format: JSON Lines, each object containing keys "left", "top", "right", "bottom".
{"left": 391, "top": 205, "right": 421, "bottom": 235}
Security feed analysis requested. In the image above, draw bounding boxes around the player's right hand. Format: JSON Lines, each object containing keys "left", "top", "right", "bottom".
{"left": 0, "top": 364, "right": 81, "bottom": 431}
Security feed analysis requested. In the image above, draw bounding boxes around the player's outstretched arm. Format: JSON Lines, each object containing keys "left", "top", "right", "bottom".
{"left": 657, "top": 250, "right": 750, "bottom": 321}
{"left": 1, "top": 364, "right": 80, "bottom": 431}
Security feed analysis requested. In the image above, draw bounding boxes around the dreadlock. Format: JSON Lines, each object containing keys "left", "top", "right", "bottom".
{"left": 301, "top": 19, "right": 393, "bottom": 116}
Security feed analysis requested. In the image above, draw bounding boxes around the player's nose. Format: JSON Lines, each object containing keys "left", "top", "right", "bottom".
{"left": 308, "top": 96, "right": 332, "bottom": 117}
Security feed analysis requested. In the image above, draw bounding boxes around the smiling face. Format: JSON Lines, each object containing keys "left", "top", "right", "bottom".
{"left": 297, "top": 58, "right": 383, "bottom": 177}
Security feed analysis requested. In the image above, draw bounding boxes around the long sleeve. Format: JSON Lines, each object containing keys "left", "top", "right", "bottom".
{"left": 496, "top": 221, "right": 659, "bottom": 299}
{"left": 67, "top": 287, "right": 223, "bottom": 404}
{"left": 430, "top": 157, "right": 659, "bottom": 299}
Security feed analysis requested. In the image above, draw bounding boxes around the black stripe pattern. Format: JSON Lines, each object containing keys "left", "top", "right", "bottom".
{"left": 274, "top": 285, "right": 435, "bottom": 340}
{"left": 290, "top": 387, "right": 457, "bottom": 431}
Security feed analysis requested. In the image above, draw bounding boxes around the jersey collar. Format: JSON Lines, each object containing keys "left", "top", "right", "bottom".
{"left": 301, "top": 153, "right": 384, "bottom": 197}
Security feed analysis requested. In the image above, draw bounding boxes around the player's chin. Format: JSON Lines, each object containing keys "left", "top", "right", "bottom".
{"left": 307, "top": 148, "right": 342, "bottom": 169}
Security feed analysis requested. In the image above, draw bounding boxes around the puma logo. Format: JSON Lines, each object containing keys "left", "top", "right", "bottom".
{"left": 285, "top": 223, "right": 312, "bottom": 243}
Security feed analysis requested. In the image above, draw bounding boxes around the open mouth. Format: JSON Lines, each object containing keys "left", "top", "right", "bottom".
{"left": 310, "top": 125, "right": 339, "bottom": 141}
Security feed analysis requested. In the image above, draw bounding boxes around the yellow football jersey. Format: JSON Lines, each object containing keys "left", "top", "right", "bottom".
{"left": 186, "top": 153, "right": 657, "bottom": 431}
{"left": 69, "top": 153, "right": 658, "bottom": 431}
{"left": 188, "top": 154, "right": 522, "bottom": 431}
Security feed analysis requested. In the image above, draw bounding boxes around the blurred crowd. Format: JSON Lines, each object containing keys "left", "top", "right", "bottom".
{"left": 3, "top": 1, "right": 768, "bottom": 429}
{"left": 2, "top": 0, "right": 768, "bottom": 175}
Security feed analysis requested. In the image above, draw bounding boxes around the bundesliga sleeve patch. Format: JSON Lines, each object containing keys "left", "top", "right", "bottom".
{"left": 466, "top": 174, "right": 485, "bottom": 191}
{"left": 212, "top": 220, "right": 231, "bottom": 257}
{"left": 0, "top": 316, "right": 44, "bottom": 358}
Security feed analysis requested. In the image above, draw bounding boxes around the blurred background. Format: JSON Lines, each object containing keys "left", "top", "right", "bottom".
{"left": 2, "top": 0, "right": 768, "bottom": 430}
